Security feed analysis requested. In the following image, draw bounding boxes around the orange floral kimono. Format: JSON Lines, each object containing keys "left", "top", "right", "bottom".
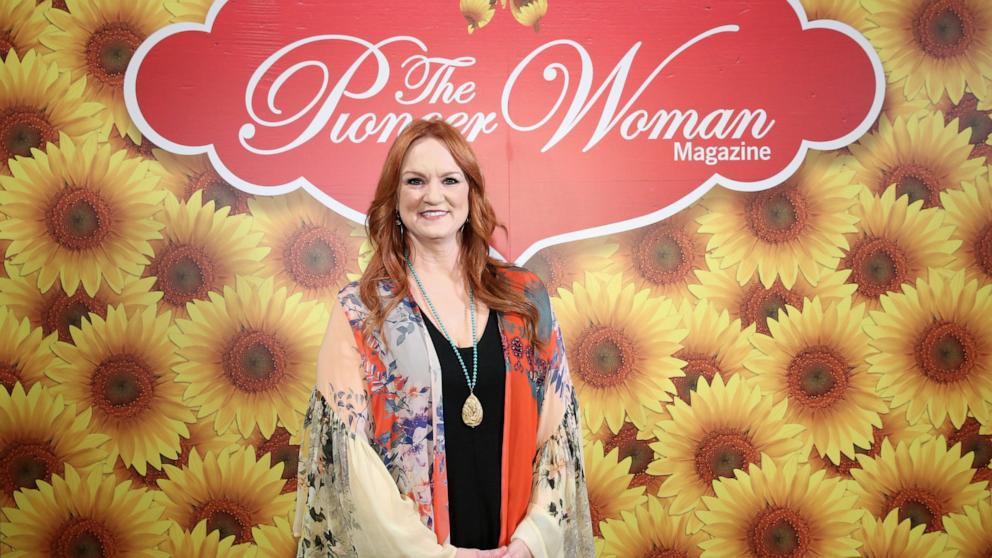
{"left": 293, "top": 267, "right": 594, "bottom": 557}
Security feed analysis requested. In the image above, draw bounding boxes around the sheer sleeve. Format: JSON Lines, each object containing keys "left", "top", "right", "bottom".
{"left": 510, "top": 307, "right": 596, "bottom": 558}
{"left": 293, "top": 302, "right": 458, "bottom": 557}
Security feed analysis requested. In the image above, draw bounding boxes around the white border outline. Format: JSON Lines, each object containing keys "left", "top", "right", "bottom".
{"left": 124, "top": 0, "right": 885, "bottom": 265}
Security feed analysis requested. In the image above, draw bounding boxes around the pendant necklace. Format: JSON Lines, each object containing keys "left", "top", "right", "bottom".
{"left": 406, "top": 257, "right": 483, "bottom": 428}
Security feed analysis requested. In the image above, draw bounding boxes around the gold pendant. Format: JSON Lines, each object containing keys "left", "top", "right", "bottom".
{"left": 462, "top": 392, "right": 483, "bottom": 427}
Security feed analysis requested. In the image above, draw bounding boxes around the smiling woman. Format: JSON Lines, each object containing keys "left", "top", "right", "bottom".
{"left": 293, "top": 119, "right": 595, "bottom": 557}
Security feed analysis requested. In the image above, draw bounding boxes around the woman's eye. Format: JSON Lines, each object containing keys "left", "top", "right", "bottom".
{"left": 443, "top": 177, "right": 459, "bottom": 185}
{"left": 406, "top": 178, "right": 423, "bottom": 186}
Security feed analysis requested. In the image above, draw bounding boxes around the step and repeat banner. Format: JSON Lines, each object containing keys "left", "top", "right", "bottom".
{"left": 1, "top": 0, "right": 990, "bottom": 555}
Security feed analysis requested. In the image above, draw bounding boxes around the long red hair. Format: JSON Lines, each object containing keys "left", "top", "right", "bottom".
{"left": 358, "top": 119, "right": 540, "bottom": 347}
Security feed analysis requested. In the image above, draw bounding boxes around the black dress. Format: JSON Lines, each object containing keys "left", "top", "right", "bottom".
{"left": 423, "top": 310, "right": 506, "bottom": 550}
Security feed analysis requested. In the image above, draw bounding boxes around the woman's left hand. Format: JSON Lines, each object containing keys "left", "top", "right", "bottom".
{"left": 501, "top": 539, "right": 533, "bottom": 558}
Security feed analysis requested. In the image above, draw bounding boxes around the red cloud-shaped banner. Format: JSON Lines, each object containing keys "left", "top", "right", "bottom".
{"left": 125, "top": 0, "right": 882, "bottom": 262}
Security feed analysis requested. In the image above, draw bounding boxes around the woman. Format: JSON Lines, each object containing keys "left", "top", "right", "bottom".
{"left": 293, "top": 119, "right": 595, "bottom": 557}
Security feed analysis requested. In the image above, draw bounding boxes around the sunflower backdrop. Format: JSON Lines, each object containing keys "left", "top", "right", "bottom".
{"left": 1, "top": 0, "right": 991, "bottom": 556}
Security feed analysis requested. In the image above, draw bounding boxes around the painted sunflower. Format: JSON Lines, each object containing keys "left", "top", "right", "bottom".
{"left": 151, "top": 150, "right": 254, "bottom": 215}
{"left": 244, "top": 425, "right": 302, "bottom": 495}
{"left": 848, "top": 113, "right": 984, "bottom": 207}
{"left": 163, "top": 0, "right": 215, "bottom": 23}
{"left": 0, "top": 305, "right": 61, "bottom": 391}
{"left": 155, "top": 447, "right": 295, "bottom": 545}
{"left": 863, "top": 0, "right": 992, "bottom": 103}
{"left": 0, "top": 382, "right": 108, "bottom": 511}
{"left": 114, "top": 418, "right": 241, "bottom": 490}
{"left": 553, "top": 272, "right": 687, "bottom": 433}
{"left": 0, "top": 0, "right": 48, "bottom": 57}
{"left": 250, "top": 515, "right": 299, "bottom": 558}
{"left": 800, "top": 0, "right": 870, "bottom": 33}
{"left": 460, "top": 0, "right": 495, "bottom": 33}
{"left": 941, "top": 173, "right": 992, "bottom": 283}
{"left": 839, "top": 186, "right": 960, "bottom": 311}
{"left": 159, "top": 519, "right": 255, "bottom": 558}
{"left": 809, "top": 402, "right": 933, "bottom": 479}
{"left": 671, "top": 299, "right": 756, "bottom": 401}
{"left": 589, "top": 419, "right": 665, "bottom": 496}
{"left": 0, "top": 50, "right": 104, "bottom": 174}
{"left": 148, "top": 191, "right": 267, "bottom": 319}
{"left": 944, "top": 499, "right": 992, "bottom": 558}
{"left": 696, "top": 456, "right": 862, "bottom": 558}
{"left": 850, "top": 436, "right": 988, "bottom": 532}
{"left": 855, "top": 509, "right": 956, "bottom": 558}
{"left": 936, "top": 92, "right": 992, "bottom": 146}
{"left": 690, "top": 263, "right": 856, "bottom": 336}
{"left": 523, "top": 237, "right": 619, "bottom": 297}
{"left": 585, "top": 440, "right": 647, "bottom": 539}
{"left": 247, "top": 190, "right": 363, "bottom": 306}
{"left": 49, "top": 304, "right": 195, "bottom": 475}
{"left": 0, "top": 465, "right": 169, "bottom": 557}
{"left": 600, "top": 496, "right": 705, "bottom": 558}
{"left": 171, "top": 276, "right": 327, "bottom": 438}
{"left": 651, "top": 374, "right": 807, "bottom": 517}
{"left": 746, "top": 296, "right": 888, "bottom": 463}
{"left": 697, "top": 151, "right": 860, "bottom": 289}
{"left": 39, "top": 0, "right": 173, "bottom": 142}
{"left": 609, "top": 206, "right": 709, "bottom": 305}
{"left": 0, "top": 134, "right": 165, "bottom": 296}
{"left": 505, "top": 0, "right": 547, "bottom": 30}
{"left": 0, "top": 271, "right": 160, "bottom": 342}
{"left": 865, "top": 269, "right": 992, "bottom": 428}
{"left": 936, "top": 416, "right": 992, "bottom": 483}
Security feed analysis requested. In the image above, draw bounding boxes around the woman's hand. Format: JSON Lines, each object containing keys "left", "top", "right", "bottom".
{"left": 455, "top": 547, "right": 506, "bottom": 558}
{"left": 501, "top": 540, "right": 533, "bottom": 558}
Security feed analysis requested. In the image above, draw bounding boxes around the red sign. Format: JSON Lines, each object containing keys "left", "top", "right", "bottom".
{"left": 125, "top": 0, "right": 882, "bottom": 262}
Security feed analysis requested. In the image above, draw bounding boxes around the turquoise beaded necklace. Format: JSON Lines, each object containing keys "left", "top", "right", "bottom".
{"left": 405, "top": 256, "right": 484, "bottom": 427}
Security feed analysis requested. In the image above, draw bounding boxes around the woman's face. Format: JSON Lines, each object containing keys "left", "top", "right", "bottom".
{"left": 397, "top": 136, "right": 470, "bottom": 248}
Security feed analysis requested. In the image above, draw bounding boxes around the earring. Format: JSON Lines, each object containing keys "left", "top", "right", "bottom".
{"left": 395, "top": 212, "right": 404, "bottom": 234}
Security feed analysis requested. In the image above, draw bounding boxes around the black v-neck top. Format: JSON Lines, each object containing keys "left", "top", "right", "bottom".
{"left": 423, "top": 309, "right": 506, "bottom": 550}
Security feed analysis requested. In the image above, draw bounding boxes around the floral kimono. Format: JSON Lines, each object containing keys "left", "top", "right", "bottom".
{"left": 293, "top": 267, "right": 595, "bottom": 557}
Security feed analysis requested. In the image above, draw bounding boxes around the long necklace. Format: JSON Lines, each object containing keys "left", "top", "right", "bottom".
{"left": 405, "top": 258, "right": 483, "bottom": 428}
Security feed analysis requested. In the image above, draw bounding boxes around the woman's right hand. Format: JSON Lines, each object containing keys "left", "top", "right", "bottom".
{"left": 455, "top": 546, "right": 507, "bottom": 558}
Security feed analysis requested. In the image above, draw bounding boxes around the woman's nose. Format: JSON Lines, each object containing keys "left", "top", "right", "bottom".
{"left": 423, "top": 179, "right": 445, "bottom": 202}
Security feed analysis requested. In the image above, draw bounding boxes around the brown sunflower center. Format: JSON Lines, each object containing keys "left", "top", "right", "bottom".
{"left": 588, "top": 496, "right": 609, "bottom": 538}
{"left": 672, "top": 351, "right": 721, "bottom": 403}
{"left": 42, "top": 289, "right": 107, "bottom": 342}
{"left": 51, "top": 517, "right": 118, "bottom": 558}
{"left": 223, "top": 330, "right": 288, "bottom": 393}
{"left": 0, "top": 107, "right": 57, "bottom": 164}
{"left": 915, "top": 320, "right": 977, "bottom": 384}
{"left": 913, "top": 0, "right": 976, "bottom": 59}
{"left": 645, "top": 548, "right": 688, "bottom": 558}
{"left": 745, "top": 187, "right": 809, "bottom": 243}
{"left": 45, "top": 187, "right": 113, "bottom": 252}
{"left": 0, "top": 32, "right": 14, "bottom": 59}
{"left": 257, "top": 427, "right": 300, "bottom": 493}
{"left": 185, "top": 171, "right": 252, "bottom": 214}
{"left": 573, "top": 326, "right": 635, "bottom": 388}
{"left": 694, "top": 429, "right": 758, "bottom": 484}
{"left": 633, "top": 224, "right": 695, "bottom": 285}
{"left": 90, "top": 354, "right": 155, "bottom": 419}
{"left": 842, "top": 236, "right": 910, "bottom": 299}
{"left": 974, "top": 223, "right": 992, "bottom": 278}
{"left": 880, "top": 163, "right": 943, "bottom": 208}
{"left": 0, "top": 362, "right": 20, "bottom": 391}
{"left": 884, "top": 487, "right": 945, "bottom": 532}
{"left": 284, "top": 225, "right": 344, "bottom": 290}
{"left": 50, "top": 0, "right": 69, "bottom": 11}
{"left": 945, "top": 94, "right": 992, "bottom": 145}
{"left": 948, "top": 417, "right": 992, "bottom": 469}
{"left": 192, "top": 498, "right": 255, "bottom": 544}
{"left": 786, "top": 346, "right": 850, "bottom": 409}
{"left": 85, "top": 22, "right": 143, "bottom": 87}
{"left": 739, "top": 281, "right": 803, "bottom": 336}
{"left": 149, "top": 242, "right": 216, "bottom": 307}
{"left": 0, "top": 441, "right": 61, "bottom": 496}
{"left": 528, "top": 249, "right": 566, "bottom": 295}
{"left": 748, "top": 507, "right": 811, "bottom": 558}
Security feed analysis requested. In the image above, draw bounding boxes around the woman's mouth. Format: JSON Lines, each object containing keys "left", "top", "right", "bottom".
{"left": 419, "top": 210, "right": 449, "bottom": 220}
